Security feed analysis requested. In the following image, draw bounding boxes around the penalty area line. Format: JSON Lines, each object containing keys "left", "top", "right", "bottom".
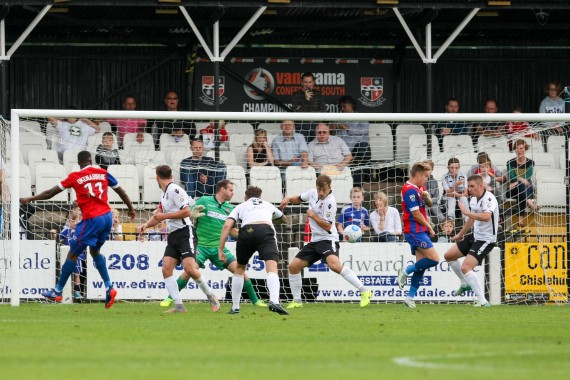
{"left": 393, "top": 351, "right": 536, "bottom": 371}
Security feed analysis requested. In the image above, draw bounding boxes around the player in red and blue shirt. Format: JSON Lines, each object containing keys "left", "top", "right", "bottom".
{"left": 21, "top": 151, "right": 136, "bottom": 308}
{"left": 397, "top": 162, "right": 440, "bottom": 309}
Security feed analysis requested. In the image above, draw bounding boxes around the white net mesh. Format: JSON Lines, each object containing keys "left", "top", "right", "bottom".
{"left": 2, "top": 110, "right": 568, "bottom": 306}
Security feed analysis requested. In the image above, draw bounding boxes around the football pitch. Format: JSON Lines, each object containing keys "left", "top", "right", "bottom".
{"left": 0, "top": 302, "right": 568, "bottom": 380}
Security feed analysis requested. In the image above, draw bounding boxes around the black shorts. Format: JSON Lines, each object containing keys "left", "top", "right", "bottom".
{"left": 236, "top": 224, "right": 279, "bottom": 265}
{"left": 296, "top": 240, "right": 340, "bottom": 266}
{"left": 456, "top": 234, "right": 496, "bottom": 265}
{"left": 164, "top": 226, "right": 195, "bottom": 262}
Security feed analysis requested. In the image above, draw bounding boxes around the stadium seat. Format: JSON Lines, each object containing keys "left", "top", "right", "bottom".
{"left": 477, "top": 136, "right": 509, "bottom": 153}
{"left": 107, "top": 164, "right": 140, "bottom": 207}
{"left": 45, "top": 122, "right": 59, "bottom": 151}
{"left": 560, "top": 154, "right": 566, "bottom": 171}
{"left": 159, "top": 133, "right": 190, "bottom": 153}
{"left": 249, "top": 166, "right": 283, "bottom": 203}
{"left": 489, "top": 152, "right": 516, "bottom": 174}
{"left": 35, "top": 162, "right": 68, "bottom": 202}
{"left": 369, "top": 123, "right": 394, "bottom": 161}
{"left": 62, "top": 149, "right": 82, "bottom": 174}
{"left": 408, "top": 134, "right": 439, "bottom": 168}
{"left": 536, "top": 174, "right": 565, "bottom": 213}
{"left": 257, "top": 122, "right": 282, "bottom": 136}
{"left": 169, "top": 150, "right": 190, "bottom": 186}
{"left": 430, "top": 165, "right": 447, "bottom": 202}
{"left": 205, "top": 150, "right": 237, "bottom": 165}
{"left": 28, "top": 149, "right": 60, "bottom": 187}
{"left": 546, "top": 135, "right": 566, "bottom": 169}
{"left": 225, "top": 165, "right": 247, "bottom": 203}
{"left": 228, "top": 134, "right": 252, "bottom": 168}
{"left": 141, "top": 165, "right": 163, "bottom": 207}
{"left": 528, "top": 152, "right": 555, "bottom": 168}
{"left": 4, "top": 163, "right": 32, "bottom": 198}
{"left": 286, "top": 166, "right": 317, "bottom": 197}
{"left": 19, "top": 120, "right": 42, "bottom": 133}
{"left": 97, "top": 121, "right": 113, "bottom": 134}
{"left": 534, "top": 168, "right": 564, "bottom": 182}
{"left": 20, "top": 132, "right": 48, "bottom": 164}
{"left": 123, "top": 132, "right": 155, "bottom": 153}
{"left": 6, "top": 148, "right": 25, "bottom": 163}
{"left": 395, "top": 124, "right": 425, "bottom": 162}
{"left": 87, "top": 132, "right": 119, "bottom": 155}
{"left": 520, "top": 137, "right": 544, "bottom": 153}
{"left": 120, "top": 150, "right": 165, "bottom": 184}
{"left": 329, "top": 167, "right": 353, "bottom": 205}
{"left": 432, "top": 151, "right": 476, "bottom": 169}
{"left": 443, "top": 135, "right": 473, "bottom": 154}
{"left": 224, "top": 122, "right": 254, "bottom": 137}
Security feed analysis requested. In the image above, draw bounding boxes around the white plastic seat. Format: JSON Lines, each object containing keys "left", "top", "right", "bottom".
{"left": 489, "top": 152, "right": 516, "bottom": 174}
{"left": 432, "top": 151, "right": 476, "bottom": 170}
{"left": 19, "top": 120, "right": 42, "bottom": 133}
{"left": 87, "top": 132, "right": 119, "bottom": 155}
{"left": 528, "top": 152, "right": 555, "bottom": 168}
{"left": 477, "top": 136, "right": 509, "bottom": 153}
{"left": 519, "top": 137, "right": 544, "bottom": 153}
{"left": 534, "top": 168, "right": 564, "bottom": 182}
{"left": 395, "top": 124, "right": 425, "bottom": 161}
{"left": 329, "top": 167, "right": 353, "bottom": 204}
{"left": 4, "top": 163, "right": 32, "bottom": 198}
{"left": 257, "top": 123, "right": 282, "bottom": 136}
{"left": 97, "top": 122, "right": 113, "bottom": 134}
{"left": 369, "top": 123, "right": 394, "bottom": 161}
{"left": 142, "top": 166, "right": 163, "bottom": 206}
{"left": 408, "top": 134, "right": 439, "bottom": 167}
{"left": 159, "top": 133, "right": 190, "bottom": 153}
{"left": 547, "top": 136, "right": 566, "bottom": 169}
{"left": 62, "top": 149, "right": 81, "bottom": 174}
{"left": 120, "top": 151, "right": 166, "bottom": 184}
{"left": 169, "top": 151, "right": 190, "bottom": 185}
{"left": 206, "top": 150, "right": 237, "bottom": 165}
{"left": 20, "top": 132, "right": 47, "bottom": 164}
{"left": 443, "top": 135, "right": 473, "bottom": 154}
{"left": 536, "top": 170, "right": 565, "bottom": 212}
{"left": 35, "top": 163, "right": 68, "bottom": 202}
{"left": 249, "top": 166, "right": 283, "bottom": 203}
{"left": 107, "top": 164, "right": 140, "bottom": 207}
{"left": 28, "top": 149, "right": 60, "bottom": 187}
{"left": 226, "top": 165, "right": 247, "bottom": 203}
{"left": 45, "top": 123, "right": 59, "bottom": 151}
{"left": 123, "top": 132, "right": 155, "bottom": 153}
{"left": 228, "top": 135, "right": 252, "bottom": 168}
{"left": 225, "top": 123, "right": 254, "bottom": 137}
{"left": 560, "top": 154, "right": 566, "bottom": 171}
{"left": 6, "top": 148, "right": 25, "bottom": 163}
{"left": 285, "top": 166, "right": 317, "bottom": 197}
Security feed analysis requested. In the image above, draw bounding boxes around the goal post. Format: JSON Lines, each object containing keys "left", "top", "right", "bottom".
{"left": 3, "top": 109, "right": 569, "bottom": 307}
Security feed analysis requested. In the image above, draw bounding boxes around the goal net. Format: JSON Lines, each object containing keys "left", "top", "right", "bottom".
{"left": 1, "top": 110, "right": 568, "bottom": 307}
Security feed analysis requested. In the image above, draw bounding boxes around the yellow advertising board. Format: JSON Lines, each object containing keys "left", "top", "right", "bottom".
{"left": 504, "top": 243, "right": 567, "bottom": 302}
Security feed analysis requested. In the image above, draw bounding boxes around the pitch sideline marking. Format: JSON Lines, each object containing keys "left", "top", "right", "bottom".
{"left": 393, "top": 351, "right": 535, "bottom": 371}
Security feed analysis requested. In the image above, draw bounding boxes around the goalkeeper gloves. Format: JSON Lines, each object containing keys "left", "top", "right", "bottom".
{"left": 190, "top": 205, "right": 206, "bottom": 220}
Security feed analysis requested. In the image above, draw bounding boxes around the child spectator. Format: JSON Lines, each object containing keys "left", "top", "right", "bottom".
{"left": 336, "top": 187, "right": 370, "bottom": 234}
{"left": 247, "top": 129, "right": 275, "bottom": 168}
{"left": 478, "top": 159, "right": 496, "bottom": 194}
{"left": 370, "top": 191, "right": 402, "bottom": 242}
{"left": 95, "top": 132, "right": 121, "bottom": 170}
{"left": 441, "top": 157, "right": 469, "bottom": 223}
{"left": 110, "top": 209, "right": 123, "bottom": 241}
{"left": 57, "top": 213, "right": 85, "bottom": 299}
{"left": 437, "top": 220, "right": 455, "bottom": 243}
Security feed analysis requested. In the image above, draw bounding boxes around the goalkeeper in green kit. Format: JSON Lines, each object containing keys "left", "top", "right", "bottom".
{"left": 161, "top": 179, "right": 267, "bottom": 308}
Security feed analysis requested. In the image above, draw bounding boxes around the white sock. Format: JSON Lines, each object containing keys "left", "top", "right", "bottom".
{"left": 289, "top": 273, "right": 302, "bottom": 303}
{"left": 165, "top": 275, "right": 182, "bottom": 304}
{"left": 195, "top": 276, "right": 212, "bottom": 297}
{"left": 231, "top": 275, "right": 244, "bottom": 310}
{"left": 340, "top": 266, "right": 366, "bottom": 292}
{"left": 464, "top": 271, "right": 487, "bottom": 304}
{"left": 266, "top": 272, "right": 280, "bottom": 304}
{"left": 448, "top": 260, "right": 468, "bottom": 286}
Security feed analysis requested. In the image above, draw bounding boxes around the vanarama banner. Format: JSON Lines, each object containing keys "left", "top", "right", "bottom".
{"left": 504, "top": 243, "right": 568, "bottom": 303}
{"left": 195, "top": 57, "right": 393, "bottom": 113}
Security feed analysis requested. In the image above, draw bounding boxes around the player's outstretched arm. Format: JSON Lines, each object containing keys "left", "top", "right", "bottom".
{"left": 20, "top": 185, "right": 63, "bottom": 204}
{"left": 113, "top": 186, "right": 136, "bottom": 220}
{"left": 280, "top": 195, "right": 302, "bottom": 210}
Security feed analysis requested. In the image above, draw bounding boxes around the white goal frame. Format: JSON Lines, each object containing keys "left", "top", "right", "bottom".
{"left": 8, "top": 109, "right": 570, "bottom": 306}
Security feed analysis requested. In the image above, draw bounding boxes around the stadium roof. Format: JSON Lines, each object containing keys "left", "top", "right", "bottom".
{"left": 0, "top": 1, "right": 569, "bottom": 54}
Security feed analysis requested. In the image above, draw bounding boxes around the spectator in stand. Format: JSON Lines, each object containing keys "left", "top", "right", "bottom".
{"left": 107, "top": 95, "right": 147, "bottom": 146}
{"left": 437, "top": 220, "right": 455, "bottom": 243}
{"left": 95, "top": 132, "right": 120, "bottom": 170}
{"left": 153, "top": 91, "right": 196, "bottom": 144}
{"left": 272, "top": 120, "right": 309, "bottom": 170}
{"left": 336, "top": 187, "right": 370, "bottom": 235}
{"left": 435, "top": 98, "right": 469, "bottom": 148}
{"left": 198, "top": 120, "right": 228, "bottom": 150}
{"left": 466, "top": 152, "right": 504, "bottom": 185}
{"left": 539, "top": 82, "right": 567, "bottom": 137}
{"left": 292, "top": 72, "right": 326, "bottom": 142}
{"left": 498, "top": 139, "right": 540, "bottom": 227}
{"left": 246, "top": 129, "right": 275, "bottom": 168}
{"left": 505, "top": 107, "right": 540, "bottom": 151}
{"left": 308, "top": 123, "right": 352, "bottom": 174}
{"left": 48, "top": 107, "right": 100, "bottom": 162}
{"left": 331, "top": 95, "right": 371, "bottom": 186}
{"left": 370, "top": 191, "right": 402, "bottom": 242}
{"left": 474, "top": 98, "right": 503, "bottom": 138}
{"left": 55, "top": 212, "right": 85, "bottom": 299}
{"left": 442, "top": 157, "right": 469, "bottom": 224}
{"left": 424, "top": 160, "right": 445, "bottom": 226}
{"left": 180, "top": 139, "right": 224, "bottom": 198}
{"left": 110, "top": 208, "right": 123, "bottom": 241}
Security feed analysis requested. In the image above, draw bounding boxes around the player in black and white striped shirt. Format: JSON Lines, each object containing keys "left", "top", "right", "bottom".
{"left": 444, "top": 174, "right": 499, "bottom": 308}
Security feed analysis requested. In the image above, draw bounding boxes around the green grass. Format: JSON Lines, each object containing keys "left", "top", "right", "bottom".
{"left": 0, "top": 302, "right": 568, "bottom": 379}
